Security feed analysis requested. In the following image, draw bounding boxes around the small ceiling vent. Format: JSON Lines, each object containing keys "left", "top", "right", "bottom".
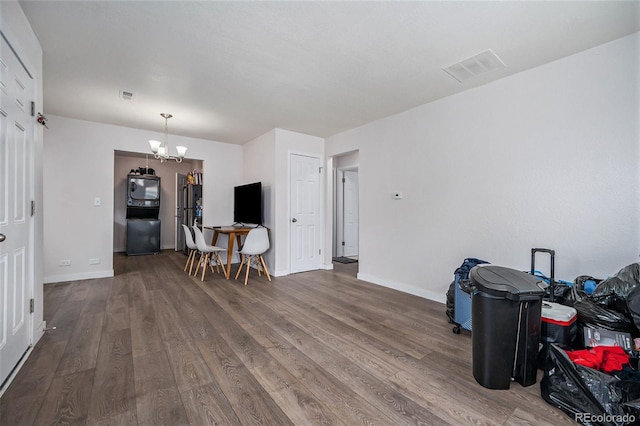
{"left": 443, "top": 49, "right": 505, "bottom": 83}
{"left": 120, "top": 90, "right": 134, "bottom": 100}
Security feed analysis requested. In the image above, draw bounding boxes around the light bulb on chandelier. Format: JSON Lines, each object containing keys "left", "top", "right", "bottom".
{"left": 148, "top": 113, "right": 187, "bottom": 163}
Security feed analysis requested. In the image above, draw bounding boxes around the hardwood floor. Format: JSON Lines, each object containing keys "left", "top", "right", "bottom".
{"left": 0, "top": 251, "right": 574, "bottom": 425}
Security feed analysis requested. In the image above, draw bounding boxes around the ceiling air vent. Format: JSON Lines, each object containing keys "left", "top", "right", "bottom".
{"left": 120, "top": 90, "right": 134, "bottom": 100}
{"left": 443, "top": 49, "right": 505, "bottom": 83}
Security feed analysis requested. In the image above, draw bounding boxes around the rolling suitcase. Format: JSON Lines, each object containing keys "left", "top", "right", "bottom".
{"left": 452, "top": 258, "right": 488, "bottom": 334}
{"left": 530, "top": 248, "right": 556, "bottom": 302}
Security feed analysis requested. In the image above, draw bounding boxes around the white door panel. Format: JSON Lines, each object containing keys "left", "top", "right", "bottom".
{"left": 0, "top": 35, "right": 33, "bottom": 388}
{"left": 290, "top": 154, "right": 321, "bottom": 273}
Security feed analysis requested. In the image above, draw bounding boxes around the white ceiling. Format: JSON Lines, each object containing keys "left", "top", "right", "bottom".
{"left": 18, "top": 1, "right": 640, "bottom": 145}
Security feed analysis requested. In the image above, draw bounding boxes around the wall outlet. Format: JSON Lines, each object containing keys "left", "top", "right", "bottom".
{"left": 89, "top": 258, "right": 101, "bottom": 265}
{"left": 59, "top": 260, "right": 71, "bottom": 266}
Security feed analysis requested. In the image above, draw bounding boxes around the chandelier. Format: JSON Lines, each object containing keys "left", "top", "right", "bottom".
{"left": 148, "top": 113, "right": 187, "bottom": 163}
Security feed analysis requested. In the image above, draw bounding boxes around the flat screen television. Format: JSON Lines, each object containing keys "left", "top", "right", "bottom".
{"left": 233, "top": 182, "right": 262, "bottom": 225}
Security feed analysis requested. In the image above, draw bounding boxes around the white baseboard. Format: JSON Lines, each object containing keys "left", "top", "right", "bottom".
{"left": 44, "top": 269, "right": 114, "bottom": 284}
{"left": 35, "top": 320, "right": 46, "bottom": 340}
{"left": 356, "top": 273, "right": 446, "bottom": 304}
{"left": 272, "top": 269, "right": 288, "bottom": 277}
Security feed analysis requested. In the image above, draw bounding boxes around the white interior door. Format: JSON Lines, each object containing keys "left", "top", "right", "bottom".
{"left": 343, "top": 170, "right": 359, "bottom": 257}
{"left": 290, "top": 154, "right": 322, "bottom": 273}
{"left": 0, "top": 35, "right": 33, "bottom": 387}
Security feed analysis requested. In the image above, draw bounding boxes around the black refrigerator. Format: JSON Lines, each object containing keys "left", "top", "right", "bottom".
{"left": 177, "top": 184, "right": 202, "bottom": 254}
{"left": 126, "top": 219, "right": 161, "bottom": 255}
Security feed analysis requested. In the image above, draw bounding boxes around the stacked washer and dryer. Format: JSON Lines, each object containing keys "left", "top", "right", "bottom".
{"left": 126, "top": 170, "right": 161, "bottom": 255}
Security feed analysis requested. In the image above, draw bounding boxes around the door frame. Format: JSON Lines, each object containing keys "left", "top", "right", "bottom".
{"left": 0, "top": 30, "right": 37, "bottom": 396}
{"left": 335, "top": 167, "right": 359, "bottom": 257}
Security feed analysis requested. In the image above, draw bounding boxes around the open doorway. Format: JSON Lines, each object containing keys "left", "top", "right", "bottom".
{"left": 332, "top": 151, "right": 359, "bottom": 276}
{"left": 113, "top": 151, "right": 202, "bottom": 254}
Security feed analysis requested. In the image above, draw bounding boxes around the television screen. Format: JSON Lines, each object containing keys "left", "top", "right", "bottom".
{"left": 128, "top": 176, "right": 160, "bottom": 201}
{"left": 233, "top": 182, "right": 262, "bottom": 225}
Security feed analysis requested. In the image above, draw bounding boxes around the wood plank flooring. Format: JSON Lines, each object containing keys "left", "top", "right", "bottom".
{"left": 0, "top": 251, "right": 575, "bottom": 425}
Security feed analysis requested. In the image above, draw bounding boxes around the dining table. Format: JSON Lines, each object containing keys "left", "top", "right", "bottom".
{"left": 204, "top": 226, "right": 253, "bottom": 279}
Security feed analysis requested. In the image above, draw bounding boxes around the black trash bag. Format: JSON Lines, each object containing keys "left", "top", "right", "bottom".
{"left": 627, "top": 285, "right": 640, "bottom": 333}
{"left": 592, "top": 263, "right": 640, "bottom": 304}
{"left": 541, "top": 344, "right": 640, "bottom": 425}
{"left": 446, "top": 280, "right": 455, "bottom": 324}
{"left": 573, "top": 297, "right": 637, "bottom": 334}
{"left": 547, "top": 281, "right": 574, "bottom": 305}
{"left": 576, "top": 275, "right": 603, "bottom": 295}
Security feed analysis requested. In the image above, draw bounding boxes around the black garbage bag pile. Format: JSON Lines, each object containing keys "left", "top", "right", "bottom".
{"left": 541, "top": 263, "right": 640, "bottom": 425}
{"left": 574, "top": 263, "right": 640, "bottom": 338}
{"left": 541, "top": 344, "right": 640, "bottom": 426}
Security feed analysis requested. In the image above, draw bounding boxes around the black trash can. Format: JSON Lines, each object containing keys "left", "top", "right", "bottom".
{"left": 470, "top": 265, "right": 545, "bottom": 389}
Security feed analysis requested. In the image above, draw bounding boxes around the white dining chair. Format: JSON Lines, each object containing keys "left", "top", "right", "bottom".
{"left": 192, "top": 226, "right": 226, "bottom": 281}
{"left": 234, "top": 227, "right": 271, "bottom": 285}
{"left": 181, "top": 224, "right": 199, "bottom": 275}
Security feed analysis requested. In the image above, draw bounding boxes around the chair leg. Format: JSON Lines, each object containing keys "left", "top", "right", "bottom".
{"left": 256, "top": 256, "right": 262, "bottom": 277}
{"left": 215, "top": 253, "right": 228, "bottom": 278}
{"left": 259, "top": 255, "right": 271, "bottom": 282}
{"left": 214, "top": 252, "right": 223, "bottom": 274}
{"left": 189, "top": 251, "right": 198, "bottom": 276}
{"left": 184, "top": 249, "right": 193, "bottom": 272}
{"left": 194, "top": 252, "right": 204, "bottom": 277}
{"left": 244, "top": 255, "right": 252, "bottom": 285}
{"left": 201, "top": 253, "right": 211, "bottom": 281}
{"left": 235, "top": 255, "right": 246, "bottom": 280}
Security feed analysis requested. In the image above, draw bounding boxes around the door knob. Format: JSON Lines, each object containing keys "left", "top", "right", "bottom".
{"left": 0, "top": 233, "right": 5, "bottom": 242}
{"left": 291, "top": 218, "right": 297, "bottom": 223}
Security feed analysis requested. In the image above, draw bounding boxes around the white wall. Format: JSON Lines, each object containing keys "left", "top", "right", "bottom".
{"left": 43, "top": 115, "right": 242, "bottom": 283}
{"left": 1, "top": 0, "right": 45, "bottom": 342}
{"left": 326, "top": 33, "right": 640, "bottom": 303}
{"left": 243, "top": 128, "right": 325, "bottom": 275}
{"left": 242, "top": 129, "right": 276, "bottom": 267}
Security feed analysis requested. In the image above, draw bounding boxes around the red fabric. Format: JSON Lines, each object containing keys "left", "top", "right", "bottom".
{"left": 566, "top": 346, "right": 630, "bottom": 373}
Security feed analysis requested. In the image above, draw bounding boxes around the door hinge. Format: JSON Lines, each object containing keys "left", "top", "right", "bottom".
{"left": 319, "top": 249, "right": 321, "bottom": 255}
{"left": 30, "top": 298, "right": 34, "bottom": 313}
{"left": 319, "top": 167, "right": 323, "bottom": 174}
{"left": 31, "top": 101, "right": 35, "bottom": 117}
{"left": 31, "top": 200, "right": 35, "bottom": 216}
{"left": 342, "top": 241, "right": 345, "bottom": 246}
{"left": 342, "top": 177, "right": 345, "bottom": 183}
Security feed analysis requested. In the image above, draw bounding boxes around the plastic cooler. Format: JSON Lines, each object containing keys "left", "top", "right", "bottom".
{"left": 470, "top": 265, "right": 545, "bottom": 389}
{"left": 540, "top": 301, "right": 577, "bottom": 350}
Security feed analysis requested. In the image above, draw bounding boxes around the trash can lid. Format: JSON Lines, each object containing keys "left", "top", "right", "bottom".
{"left": 470, "top": 265, "right": 546, "bottom": 301}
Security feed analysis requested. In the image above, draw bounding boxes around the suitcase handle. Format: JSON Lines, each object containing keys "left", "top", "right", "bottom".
{"left": 531, "top": 248, "right": 555, "bottom": 301}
